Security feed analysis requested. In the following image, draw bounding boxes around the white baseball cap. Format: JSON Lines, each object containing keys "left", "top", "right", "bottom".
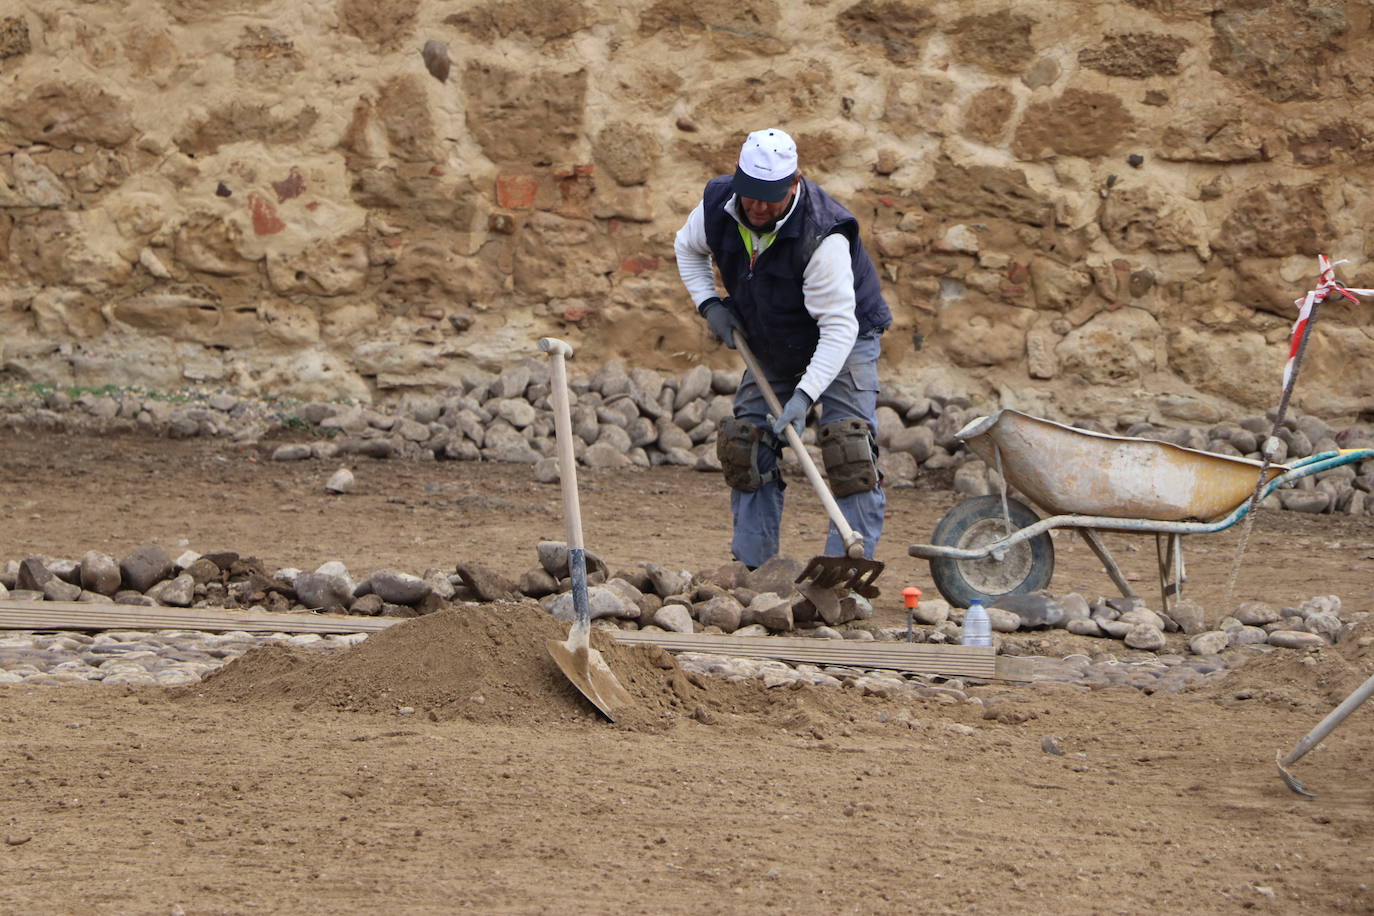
{"left": 733, "top": 128, "right": 798, "bottom": 202}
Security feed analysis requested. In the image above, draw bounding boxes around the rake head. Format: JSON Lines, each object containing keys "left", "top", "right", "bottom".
{"left": 1276, "top": 750, "right": 1317, "bottom": 798}
{"left": 795, "top": 554, "right": 884, "bottom": 599}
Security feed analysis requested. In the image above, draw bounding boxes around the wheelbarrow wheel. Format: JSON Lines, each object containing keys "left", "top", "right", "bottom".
{"left": 928, "top": 494, "right": 1054, "bottom": 608}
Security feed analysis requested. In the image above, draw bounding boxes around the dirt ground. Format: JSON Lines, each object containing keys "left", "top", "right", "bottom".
{"left": 2, "top": 432, "right": 1373, "bottom": 915}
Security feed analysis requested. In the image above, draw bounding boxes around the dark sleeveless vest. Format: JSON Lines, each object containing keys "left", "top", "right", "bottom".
{"left": 701, "top": 175, "right": 891, "bottom": 380}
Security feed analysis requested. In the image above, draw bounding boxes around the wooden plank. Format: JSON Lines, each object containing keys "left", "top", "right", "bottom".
{"left": 993, "top": 655, "right": 1037, "bottom": 682}
{"left": 0, "top": 600, "right": 399, "bottom": 635}
{"left": 610, "top": 630, "right": 1000, "bottom": 679}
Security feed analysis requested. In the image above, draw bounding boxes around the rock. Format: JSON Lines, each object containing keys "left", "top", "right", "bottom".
{"left": 887, "top": 424, "right": 935, "bottom": 462}
{"left": 1233, "top": 601, "right": 1281, "bottom": 626}
{"left": 952, "top": 461, "right": 991, "bottom": 497}
{"left": 675, "top": 365, "right": 713, "bottom": 410}
{"left": 325, "top": 467, "right": 355, "bottom": 493}
{"left": 1301, "top": 594, "right": 1342, "bottom": 616}
{"left": 184, "top": 557, "right": 221, "bottom": 585}
{"left": 294, "top": 568, "right": 355, "bottom": 611}
{"left": 533, "top": 457, "right": 561, "bottom": 483}
{"left": 603, "top": 578, "right": 650, "bottom": 617}
{"left": 1119, "top": 608, "right": 1166, "bottom": 631}
{"left": 1168, "top": 600, "right": 1207, "bottom": 635}
{"left": 992, "top": 593, "right": 1063, "bottom": 628}
{"left": 517, "top": 568, "right": 559, "bottom": 598}
{"left": 1123, "top": 623, "right": 1166, "bottom": 651}
{"left": 651, "top": 604, "right": 694, "bottom": 633}
{"left": 1067, "top": 618, "right": 1105, "bottom": 637}
{"left": 272, "top": 444, "right": 314, "bottom": 461}
{"left": 748, "top": 592, "right": 794, "bottom": 631}
{"left": 743, "top": 556, "right": 802, "bottom": 596}
{"left": 986, "top": 606, "right": 1022, "bottom": 632}
{"left": 423, "top": 569, "right": 456, "bottom": 601}
{"left": 1229, "top": 625, "right": 1269, "bottom": 647}
{"left": 1098, "top": 619, "right": 1131, "bottom": 639}
{"left": 697, "top": 561, "right": 749, "bottom": 591}
{"left": 368, "top": 570, "right": 432, "bottom": 605}
{"left": 453, "top": 563, "right": 522, "bottom": 601}
{"left": 147, "top": 573, "right": 195, "bottom": 607}
{"left": 1186, "top": 630, "right": 1229, "bottom": 656}
{"left": 1268, "top": 630, "right": 1327, "bottom": 650}
{"left": 1304, "top": 612, "right": 1343, "bottom": 644}
{"left": 543, "top": 586, "right": 635, "bottom": 622}
{"left": 16, "top": 558, "right": 52, "bottom": 592}
{"left": 809, "top": 626, "right": 845, "bottom": 640}
{"left": 119, "top": 545, "right": 174, "bottom": 593}
{"left": 79, "top": 551, "right": 122, "bottom": 595}
{"left": 42, "top": 578, "right": 82, "bottom": 602}
{"left": 534, "top": 542, "right": 607, "bottom": 582}
{"left": 639, "top": 561, "right": 692, "bottom": 599}
{"left": 1278, "top": 490, "right": 1330, "bottom": 513}
{"left": 696, "top": 595, "right": 743, "bottom": 631}
{"left": 911, "top": 596, "right": 949, "bottom": 626}
{"left": 349, "top": 594, "right": 384, "bottom": 616}
{"left": 1057, "top": 592, "right": 1091, "bottom": 623}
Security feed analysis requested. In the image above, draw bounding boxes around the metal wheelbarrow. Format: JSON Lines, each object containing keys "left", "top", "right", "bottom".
{"left": 909, "top": 409, "right": 1374, "bottom": 609}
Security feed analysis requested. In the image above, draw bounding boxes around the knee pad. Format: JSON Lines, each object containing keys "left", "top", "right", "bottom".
{"left": 820, "top": 418, "right": 879, "bottom": 497}
{"left": 717, "top": 417, "right": 779, "bottom": 493}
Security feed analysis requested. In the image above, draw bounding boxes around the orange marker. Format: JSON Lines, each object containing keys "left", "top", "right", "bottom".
{"left": 901, "top": 586, "right": 923, "bottom": 609}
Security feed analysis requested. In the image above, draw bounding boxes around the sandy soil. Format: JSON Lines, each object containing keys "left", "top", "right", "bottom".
{"left": 1, "top": 433, "right": 1372, "bottom": 915}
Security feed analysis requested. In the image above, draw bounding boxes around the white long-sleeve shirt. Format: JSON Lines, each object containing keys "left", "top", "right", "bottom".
{"left": 674, "top": 191, "right": 859, "bottom": 403}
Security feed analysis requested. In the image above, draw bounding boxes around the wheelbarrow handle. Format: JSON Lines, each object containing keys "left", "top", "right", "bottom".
{"left": 734, "top": 334, "right": 865, "bottom": 559}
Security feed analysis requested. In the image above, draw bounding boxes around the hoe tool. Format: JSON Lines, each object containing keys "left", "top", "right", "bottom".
{"left": 539, "top": 337, "right": 632, "bottom": 721}
{"left": 733, "top": 332, "right": 884, "bottom": 617}
{"left": 1276, "top": 670, "right": 1374, "bottom": 797}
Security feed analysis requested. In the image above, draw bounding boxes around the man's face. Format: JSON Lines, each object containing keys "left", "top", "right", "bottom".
{"left": 739, "top": 177, "right": 800, "bottom": 233}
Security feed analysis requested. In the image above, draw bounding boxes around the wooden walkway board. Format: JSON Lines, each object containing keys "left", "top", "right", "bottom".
{"left": 0, "top": 600, "right": 398, "bottom": 635}
{"left": 610, "top": 630, "right": 1000, "bottom": 680}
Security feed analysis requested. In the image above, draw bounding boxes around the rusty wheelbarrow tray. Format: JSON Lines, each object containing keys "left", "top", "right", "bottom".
{"left": 909, "top": 409, "right": 1374, "bottom": 609}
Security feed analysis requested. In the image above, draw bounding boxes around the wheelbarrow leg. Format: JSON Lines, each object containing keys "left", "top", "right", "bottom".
{"left": 1155, "top": 533, "right": 1186, "bottom": 613}
{"left": 1079, "top": 529, "right": 1138, "bottom": 601}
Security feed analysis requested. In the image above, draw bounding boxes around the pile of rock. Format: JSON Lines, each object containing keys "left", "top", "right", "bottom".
{"left": 943, "top": 591, "right": 1366, "bottom": 656}
{"left": 5, "top": 364, "right": 1374, "bottom": 515}
{"left": 526, "top": 551, "right": 872, "bottom": 636}
{"left": 0, "top": 544, "right": 463, "bottom": 619}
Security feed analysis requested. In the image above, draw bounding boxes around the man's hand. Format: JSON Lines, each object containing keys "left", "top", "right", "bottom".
{"left": 771, "top": 390, "right": 812, "bottom": 437}
{"left": 699, "top": 298, "right": 743, "bottom": 349}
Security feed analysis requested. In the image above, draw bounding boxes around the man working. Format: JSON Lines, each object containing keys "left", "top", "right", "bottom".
{"left": 674, "top": 127, "right": 892, "bottom": 569}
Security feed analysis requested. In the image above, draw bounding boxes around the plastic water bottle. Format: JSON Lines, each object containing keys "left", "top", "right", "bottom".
{"left": 961, "top": 601, "right": 992, "bottom": 647}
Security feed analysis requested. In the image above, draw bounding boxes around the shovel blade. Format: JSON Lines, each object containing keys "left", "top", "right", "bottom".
{"left": 796, "top": 554, "right": 884, "bottom": 599}
{"left": 547, "top": 639, "right": 633, "bottom": 721}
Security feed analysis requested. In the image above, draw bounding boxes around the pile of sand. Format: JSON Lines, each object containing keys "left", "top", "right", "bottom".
{"left": 189, "top": 601, "right": 723, "bottom": 731}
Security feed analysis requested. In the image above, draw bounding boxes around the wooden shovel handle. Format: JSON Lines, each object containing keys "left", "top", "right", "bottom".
{"left": 539, "top": 337, "right": 584, "bottom": 552}
{"left": 733, "top": 334, "right": 864, "bottom": 559}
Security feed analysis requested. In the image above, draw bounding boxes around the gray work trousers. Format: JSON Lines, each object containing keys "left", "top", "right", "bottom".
{"left": 728, "top": 332, "right": 886, "bottom": 569}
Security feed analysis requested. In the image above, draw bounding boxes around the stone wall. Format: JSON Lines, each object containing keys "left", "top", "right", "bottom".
{"left": 2, "top": 0, "right": 1373, "bottom": 424}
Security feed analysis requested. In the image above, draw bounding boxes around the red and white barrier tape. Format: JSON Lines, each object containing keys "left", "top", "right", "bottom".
{"left": 1283, "top": 255, "right": 1374, "bottom": 387}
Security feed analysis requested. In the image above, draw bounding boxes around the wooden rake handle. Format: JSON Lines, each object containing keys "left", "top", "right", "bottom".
{"left": 733, "top": 334, "right": 864, "bottom": 559}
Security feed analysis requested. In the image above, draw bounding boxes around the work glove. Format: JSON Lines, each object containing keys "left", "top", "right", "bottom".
{"left": 771, "top": 390, "right": 813, "bottom": 437}
{"left": 699, "top": 297, "right": 743, "bottom": 349}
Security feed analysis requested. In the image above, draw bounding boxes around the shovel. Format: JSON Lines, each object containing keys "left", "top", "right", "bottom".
{"left": 1276, "top": 669, "right": 1374, "bottom": 797}
{"left": 732, "top": 332, "right": 884, "bottom": 617}
{"left": 538, "top": 337, "right": 633, "bottom": 721}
